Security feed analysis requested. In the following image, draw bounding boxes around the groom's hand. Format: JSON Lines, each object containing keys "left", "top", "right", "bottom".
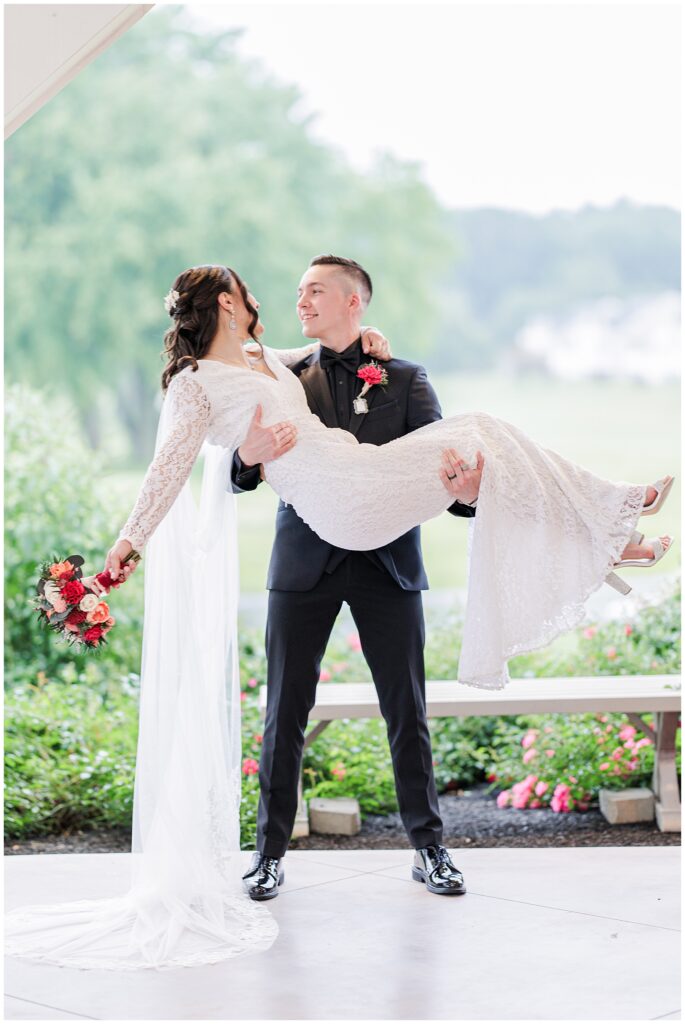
{"left": 238, "top": 404, "right": 298, "bottom": 468}
{"left": 440, "top": 448, "right": 484, "bottom": 506}
{"left": 361, "top": 327, "right": 392, "bottom": 361}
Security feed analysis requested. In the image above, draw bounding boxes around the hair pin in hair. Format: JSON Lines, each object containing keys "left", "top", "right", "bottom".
{"left": 163, "top": 289, "right": 180, "bottom": 315}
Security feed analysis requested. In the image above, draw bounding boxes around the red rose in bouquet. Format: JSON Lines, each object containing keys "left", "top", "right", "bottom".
{"left": 66, "top": 609, "right": 87, "bottom": 626}
{"left": 61, "top": 579, "right": 86, "bottom": 604}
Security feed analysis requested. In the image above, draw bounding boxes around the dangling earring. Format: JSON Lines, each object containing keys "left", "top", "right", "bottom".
{"left": 224, "top": 301, "right": 237, "bottom": 330}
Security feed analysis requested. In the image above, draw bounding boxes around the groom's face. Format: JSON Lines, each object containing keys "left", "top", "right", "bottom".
{"left": 296, "top": 265, "right": 358, "bottom": 338}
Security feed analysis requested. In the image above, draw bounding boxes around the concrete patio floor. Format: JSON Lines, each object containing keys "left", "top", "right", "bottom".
{"left": 4, "top": 847, "right": 681, "bottom": 1021}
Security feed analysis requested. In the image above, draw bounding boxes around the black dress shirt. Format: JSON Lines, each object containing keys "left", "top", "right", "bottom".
{"left": 319, "top": 337, "right": 363, "bottom": 431}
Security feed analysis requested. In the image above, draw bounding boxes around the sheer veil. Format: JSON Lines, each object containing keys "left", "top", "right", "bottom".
{"left": 5, "top": 391, "right": 278, "bottom": 969}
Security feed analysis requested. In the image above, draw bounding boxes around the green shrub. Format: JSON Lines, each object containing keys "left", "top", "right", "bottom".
{"left": 4, "top": 666, "right": 138, "bottom": 836}
{"left": 5, "top": 663, "right": 269, "bottom": 848}
{"left": 4, "top": 384, "right": 144, "bottom": 681}
{"left": 303, "top": 719, "right": 398, "bottom": 815}
{"left": 429, "top": 715, "right": 500, "bottom": 790}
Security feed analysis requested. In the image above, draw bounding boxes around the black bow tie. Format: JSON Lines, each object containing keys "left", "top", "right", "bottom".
{"left": 319, "top": 347, "right": 360, "bottom": 374}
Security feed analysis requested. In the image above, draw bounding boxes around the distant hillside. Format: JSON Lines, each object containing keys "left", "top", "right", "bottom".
{"left": 429, "top": 200, "right": 680, "bottom": 370}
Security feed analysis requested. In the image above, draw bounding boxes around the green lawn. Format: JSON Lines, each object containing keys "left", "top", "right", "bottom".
{"left": 107, "top": 373, "right": 680, "bottom": 592}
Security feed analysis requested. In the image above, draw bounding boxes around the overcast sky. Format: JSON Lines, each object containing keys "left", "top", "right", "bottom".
{"left": 181, "top": 2, "right": 680, "bottom": 214}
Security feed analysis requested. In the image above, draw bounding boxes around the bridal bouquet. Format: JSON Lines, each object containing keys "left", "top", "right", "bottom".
{"left": 34, "top": 552, "right": 140, "bottom": 650}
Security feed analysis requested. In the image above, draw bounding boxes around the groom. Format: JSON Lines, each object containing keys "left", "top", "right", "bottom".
{"left": 232, "top": 255, "right": 482, "bottom": 900}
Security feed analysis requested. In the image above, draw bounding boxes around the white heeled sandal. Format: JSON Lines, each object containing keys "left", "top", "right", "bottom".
{"left": 605, "top": 535, "right": 674, "bottom": 595}
{"left": 641, "top": 476, "right": 675, "bottom": 517}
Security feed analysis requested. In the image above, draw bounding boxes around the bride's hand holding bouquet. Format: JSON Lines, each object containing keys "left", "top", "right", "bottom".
{"left": 84, "top": 539, "right": 139, "bottom": 597}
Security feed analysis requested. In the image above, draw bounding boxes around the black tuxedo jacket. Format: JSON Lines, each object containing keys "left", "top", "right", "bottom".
{"left": 230, "top": 348, "right": 475, "bottom": 592}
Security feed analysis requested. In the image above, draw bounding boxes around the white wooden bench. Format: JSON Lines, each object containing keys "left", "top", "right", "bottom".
{"left": 259, "top": 675, "right": 681, "bottom": 833}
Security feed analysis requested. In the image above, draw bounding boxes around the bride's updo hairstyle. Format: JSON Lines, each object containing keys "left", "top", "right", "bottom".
{"left": 161, "top": 264, "right": 261, "bottom": 391}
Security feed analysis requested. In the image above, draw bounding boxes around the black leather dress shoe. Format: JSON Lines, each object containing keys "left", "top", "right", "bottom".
{"left": 242, "top": 852, "right": 284, "bottom": 901}
{"left": 412, "top": 845, "right": 466, "bottom": 895}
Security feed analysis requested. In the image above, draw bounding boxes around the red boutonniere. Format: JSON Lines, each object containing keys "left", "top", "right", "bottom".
{"left": 354, "top": 361, "right": 389, "bottom": 415}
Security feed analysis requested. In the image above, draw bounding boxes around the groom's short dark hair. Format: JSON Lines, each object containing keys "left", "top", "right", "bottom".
{"left": 309, "top": 254, "right": 373, "bottom": 309}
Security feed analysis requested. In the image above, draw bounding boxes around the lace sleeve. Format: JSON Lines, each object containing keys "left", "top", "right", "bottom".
{"left": 118, "top": 373, "right": 211, "bottom": 551}
{"left": 261, "top": 342, "right": 319, "bottom": 367}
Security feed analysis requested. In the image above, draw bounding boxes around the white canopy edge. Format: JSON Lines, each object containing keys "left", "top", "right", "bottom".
{"left": 5, "top": 4, "right": 154, "bottom": 139}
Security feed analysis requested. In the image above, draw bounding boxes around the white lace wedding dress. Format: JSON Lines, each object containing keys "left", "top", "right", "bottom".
{"left": 6, "top": 343, "right": 645, "bottom": 972}
{"left": 119, "top": 346, "right": 645, "bottom": 688}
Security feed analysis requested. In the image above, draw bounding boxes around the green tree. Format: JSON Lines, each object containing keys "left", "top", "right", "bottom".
{"left": 5, "top": 7, "right": 453, "bottom": 458}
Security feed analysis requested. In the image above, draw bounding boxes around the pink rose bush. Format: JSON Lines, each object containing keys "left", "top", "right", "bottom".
{"left": 491, "top": 709, "right": 661, "bottom": 814}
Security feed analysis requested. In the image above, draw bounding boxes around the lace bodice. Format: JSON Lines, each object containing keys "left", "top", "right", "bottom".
{"left": 119, "top": 345, "right": 320, "bottom": 550}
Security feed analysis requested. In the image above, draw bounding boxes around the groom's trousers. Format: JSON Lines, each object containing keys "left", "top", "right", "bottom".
{"left": 257, "top": 552, "right": 443, "bottom": 858}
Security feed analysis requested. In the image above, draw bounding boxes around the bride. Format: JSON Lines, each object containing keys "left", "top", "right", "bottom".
{"left": 108, "top": 262, "right": 673, "bottom": 688}
{"left": 6, "top": 263, "right": 673, "bottom": 972}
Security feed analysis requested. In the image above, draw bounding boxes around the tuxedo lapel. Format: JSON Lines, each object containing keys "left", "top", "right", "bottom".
{"left": 299, "top": 350, "right": 391, "bottom": 436}
{"left": 300, "top": 361, "right": 339, "bottom": 429}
